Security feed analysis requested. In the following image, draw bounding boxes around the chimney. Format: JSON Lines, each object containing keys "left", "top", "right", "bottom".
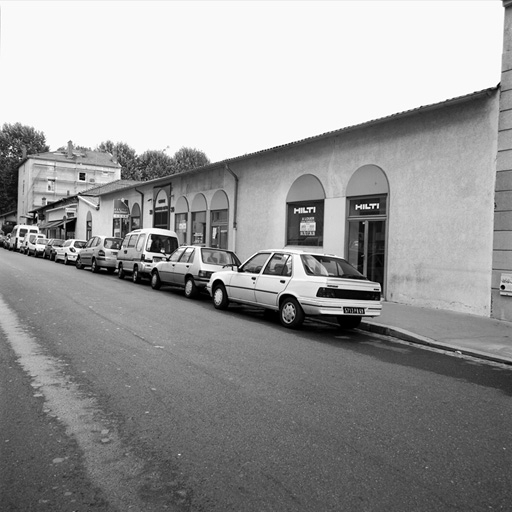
{"left": 67, "top": 140, "right": 73, "bottom": 158}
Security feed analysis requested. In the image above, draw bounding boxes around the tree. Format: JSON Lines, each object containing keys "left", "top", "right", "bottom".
{"left": 96, "top": 141, "right": 139, "bottom": 180}
{"left": 0, "top": 123, "right": 49, "bottom": 213}
{"left": 170, "top": 147, "right": 210, "bottom": 174}
{"left": 136, "top": 150, "right": 174, "bottom": 181}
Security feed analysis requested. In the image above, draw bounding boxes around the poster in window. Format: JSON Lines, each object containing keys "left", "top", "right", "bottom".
{"left": 287, "top": 200, "right": 324, "bottom": 246}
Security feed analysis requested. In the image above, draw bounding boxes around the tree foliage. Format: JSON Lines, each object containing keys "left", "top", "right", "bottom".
{"left": 0, "top": 123, "right": 49, "bottom": 213}
{"left": 136, "top": 150, "right": 174, "bottom": 181}
{"left": 96, "top": 141, "right": 139, "bottom": 180}
{"left": 170, "top": 147, "right": 210, "bottom": 174}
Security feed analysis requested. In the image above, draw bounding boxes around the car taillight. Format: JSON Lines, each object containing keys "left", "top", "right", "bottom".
{"left": 70, "top": 247, "right": 76, "bottom": 253}
{"left": 199, "top": 270, "right": 213, "bottom": 279}
{"left": 98, "top": 250, "right": 105, "bottom": 256}
{"left": 317, "top": 287, "right": 337, "bottom": 299}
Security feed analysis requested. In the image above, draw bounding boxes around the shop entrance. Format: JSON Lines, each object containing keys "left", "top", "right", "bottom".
{"left": 348, "top": 218, "right": 386, "bottom": 287}
{"left": 347, "top": 194, "right": 387, "bottom": 291}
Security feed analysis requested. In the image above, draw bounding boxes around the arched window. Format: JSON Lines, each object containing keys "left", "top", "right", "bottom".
{"left": 286, "top": 174, "right": 325, "bottom": 247}
{"left": 191, "top": 194, "right": 207, "bottom": 245}
{"left": 175, "top": 196, "right": 189, "bottom": 245}
{"left": 346, "top": 165, "right": 389, "bottom": 290}
{"left": 210, "top": 190, "right": 229, "bottom": 249}
{"left": 86, "top": 211, "right": 92, "bottom": 240}
{"left": 131, "top": 203, "right": 141, "bottom": 231}
{"left": 154, "top": 189, "right": 169, "bottom": 229}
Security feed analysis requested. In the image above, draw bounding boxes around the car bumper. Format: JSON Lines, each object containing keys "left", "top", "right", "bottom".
{"left": 96, "top": 256, "right": 117, "bottom": 268}
{"left": 298, "top": 297, "right": 382, "bottom": 318}
{"left": 66, "top": 254, "right": 78, "bottom": 261}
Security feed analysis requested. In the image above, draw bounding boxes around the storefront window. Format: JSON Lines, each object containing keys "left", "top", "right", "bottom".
{"left": 113, "top": 218, "right": 130, "bottom": 238}
{"left": 175, "top": 212, "right": 188, "bottom": 245}
{"left": 210, "top": 210, "right": 228, "bottom": 249}
{"left": 154, "top": 189, "right": 169, "bottom": 229}
{"left": 192, "top": 211, "right": 206, "bottom": 245}
{"left": 286, "top": 200, "right": 324, "bottom": 246}
{"left": 131, "top": 203, "right": 141, "bottom": 231}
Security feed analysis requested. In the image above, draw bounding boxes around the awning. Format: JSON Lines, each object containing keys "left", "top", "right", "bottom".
{"left": 40, "top": 219, "right": 65, "bottom": 229}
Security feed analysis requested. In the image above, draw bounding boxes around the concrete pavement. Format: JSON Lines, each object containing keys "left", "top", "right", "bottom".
{"left": 360, "top": 301, "right": 512, "bottom": 365}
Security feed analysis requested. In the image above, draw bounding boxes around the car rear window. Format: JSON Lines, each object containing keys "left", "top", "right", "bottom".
{"left": 202, "top": 249, "right": 239, "bottom": 266}
{"left": 74, "top": 241, "right": 86, "bottom": 248}
{"left": 301, "top": 254, "right": 366, "bottom": 279}
{"left": 146, "top": 235, "right": 178, "bottom": 254}
{"left": 104, "top": 238, "right": 122, "bottom": 250}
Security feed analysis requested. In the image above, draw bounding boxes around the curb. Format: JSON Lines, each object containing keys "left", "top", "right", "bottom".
{"left": 359, "top": 321, "right": 512, "bottom": 366}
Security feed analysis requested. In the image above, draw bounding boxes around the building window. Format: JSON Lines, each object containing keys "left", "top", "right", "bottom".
{"left": 153, "top": 189, "right": 169, "bottom": 229}
{"left": 131, "top": 203, "right": 141, "bottom": 231}
{"left": 86, "top": 212, "right": 92, "bottom": 240}
{"left": 286, "top": 200, "right": 324, "bottom": 246}
{"left": 78, "top": 172, "right": 86, "bottom": 182}
{"left": 48, "top": 179, "right": 55, "bottom": 192}
{"left": 210, "top": 210, "right": 228, "bottom": 249}
{"left": 175, "top": 213, "right": 188, "bottom": 246}
{"left": 192, "top": 211, "right": 206, "bottom": 245}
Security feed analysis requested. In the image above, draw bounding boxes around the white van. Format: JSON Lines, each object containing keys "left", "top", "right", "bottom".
{"left": 9, "top": 224, "right": 40, "bottom": 251}
{"left": 117, "top": 228, "right": 179, "bottom": 283}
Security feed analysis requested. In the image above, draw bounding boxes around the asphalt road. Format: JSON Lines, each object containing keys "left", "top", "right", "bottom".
{"left": 1, "top": 248, "right": 511, "bottom": 511}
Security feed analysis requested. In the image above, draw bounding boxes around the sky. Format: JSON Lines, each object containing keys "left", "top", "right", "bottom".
{"left": 0, "top": 1, "right": 505, "bottom": 164}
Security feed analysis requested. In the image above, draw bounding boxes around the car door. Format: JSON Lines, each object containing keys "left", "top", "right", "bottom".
{"left": 228, "top": 252, "right": 272, "bottom": 303}
{"left": 81, "top": 237, "right": 96, "bottom": 266}
{"left": 171, "top": 247, "right": 195, "bottom": 286}
{"left": 254, "top": 253, "right": 293, "bottom": 307}
{"left": 158, "top": 247, "right": 186, "bottom": 285}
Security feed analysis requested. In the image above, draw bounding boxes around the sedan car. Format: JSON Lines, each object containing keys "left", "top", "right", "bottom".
{"left": 54, "top": 239, "right": 86, "bottom": 265}
{"left": 43, "top": 239, "right": 64, "bottom": 260}
{"left": 207, "top": 249, "right": 382, "bottom": 329}
{"left": 76, "top": 236, "right": 122, "bottom": 273}
{"left": 150, "top": 245, "right": 241, "bottom": 298}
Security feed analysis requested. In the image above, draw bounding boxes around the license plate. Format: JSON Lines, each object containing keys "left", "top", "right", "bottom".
{"left": 343, "top": 307, "right": 365, "bottom": 315}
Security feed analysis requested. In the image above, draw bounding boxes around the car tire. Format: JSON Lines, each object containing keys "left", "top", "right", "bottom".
{"left": 132, "top": 266, "right": 141, "bottom": 284}
{"left": 91, "top": 259, "right": 99, "bottom": 273}
{"left": 64, "top": 255, "right": 69, "bottom": 266}
{"left": 184, "top": 278, "right": 198, "bottom": 299}
{"left": 337, "top": 316, "right": 362, "bottom": 329}
{"left": 212, "top": 283, "right": 229, "bottom": 310}
{"left": 279, "top": 297, "right": 304, "bottom": 329}
{"left": 118, "top": 264, "right": 125, "bottom": 279}
{"left": 76, "top": 257, "right": 83, "bottom": 269}
{"left": 151, "top": 271, "right": 161, "bottom": 290}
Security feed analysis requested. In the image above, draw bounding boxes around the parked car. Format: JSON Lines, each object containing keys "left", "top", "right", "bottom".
{"left": 207, "top": 249, "right": 382, "bottom": 329}
{"left": 54, "top": 239, "right": 86, "bottom": 265}
{"left": 117, "top": 228, "right": 179, "bottom": 283}
{"left": 19, "top": 233, "right": 32, "bottom": 254}
{"left": 43, "top": 239, "right": 65, "bottom": 260}
{"left": 26, "top": 234, "right": 48, "bottom": 257}
{"left": 76, "top": 236, "right": 122, "bottom": 273}
{"left": 150, "top": 245, "right": 241, "bottom": 298}
{"left": 9, "top": 224, "right": 39, "bottom": 251}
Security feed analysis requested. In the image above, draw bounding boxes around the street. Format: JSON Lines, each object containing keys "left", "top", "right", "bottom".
{"left": 1, "top": 249, "right": 511, "bottom": 511}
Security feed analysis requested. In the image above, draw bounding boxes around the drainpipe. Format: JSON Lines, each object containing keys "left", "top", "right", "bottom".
{"left": 224, "top": 164, "right": 238, "bottom": 251}
{"left": 135, "top": 187, "right": 144, "bottom": 227}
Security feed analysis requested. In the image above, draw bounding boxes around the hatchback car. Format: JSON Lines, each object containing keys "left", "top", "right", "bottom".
{"left": 76, "top": 236, "right": 122, "bottom": 273}
{"left": 150, "top": 246, "right": 241, "bottom": 298}
{"left": 43, "top": 239, "right": 65, "bottom": 260}
{"left": 207, "top": 249, "right": 382, "bottom": 329}
{"left": 27, "top": 235, "right": 48, "bottom": 257}
{"left": 54, "top": 239, "right": 86, "bottom": 265}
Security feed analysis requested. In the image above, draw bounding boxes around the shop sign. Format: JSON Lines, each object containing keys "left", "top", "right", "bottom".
{"left": 113, "top": 199, "right": 130, "bottom": 219}
{"left": 349, "top": 196, "right": 387, "bottom": 217}
{"left": 500, "top": 273, "right": 512, "bottom": 296}
{"left": 287, "top": 200, "right": 324, "bottom": 246}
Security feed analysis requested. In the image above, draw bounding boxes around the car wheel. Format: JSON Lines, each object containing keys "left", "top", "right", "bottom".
{"left": 212, "top": 283, "right": 229, "bottom": 310}
{"left": 132, "top": 266, "right": 141, "bottom": 283}
{"left": 184, "top": 278, "right": 198, "bottom": 299}
{"left": 91, "top": 259, "right": 99, "bottom": 273}
{"left": 76, "top": 257, "right": 83, "bottom": 269}
{"left": 64, "top": 255, "right": 69, "bottom": 265}
{"left": 34, "top": 252, "right": 38, "bottom": 258}
{"left": 279, "top": 297, "right": 304, "bottom": 329}
{"left": 337, "top": 316, "right": 362, "bottom": 329}
{"left": 151, "top": 271, "right": 161, "bottom": 290}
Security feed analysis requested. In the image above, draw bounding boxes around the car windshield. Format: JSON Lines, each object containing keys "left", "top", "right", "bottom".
{"left": 201, "top": 249, "right": 239, "bottom": 266}
{"left": 104, "top": 238, "right": 122, "bottom": 250}
{"left": 301, "top": 254, "right": 366, "bottom": 279}
{"left": 146, "top": 235, "right": 178, "bottom": 254}
{"left": 38, "top": 239, "right": 48, "bottom": 244}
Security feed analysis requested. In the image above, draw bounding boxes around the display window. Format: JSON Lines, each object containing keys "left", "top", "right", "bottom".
{"left": 286, "top": 200, "right": 324, "bottom": 246}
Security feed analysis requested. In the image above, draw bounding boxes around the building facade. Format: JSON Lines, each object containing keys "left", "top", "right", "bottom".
{"left": 17, "top": 141, "right": 121, "bottom": 225}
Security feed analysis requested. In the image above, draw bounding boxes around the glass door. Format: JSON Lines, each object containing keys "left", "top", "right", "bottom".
{"left": 348, "top": 219, "right": 386, "bottom": 289}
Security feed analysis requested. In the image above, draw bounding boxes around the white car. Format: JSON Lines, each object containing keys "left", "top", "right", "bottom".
{"left": 207, "top": 249, "right": 382, "bottom": 329}
{"left": 26, "top": 235, "right": 49, "bottom": 257}
{"left": 54, "top": 239, "right": 86, "bottom": 265}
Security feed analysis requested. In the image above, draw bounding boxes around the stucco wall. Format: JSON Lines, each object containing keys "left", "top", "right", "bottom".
{"left": 227, "top": 92, "right": 498, "bottom": 316}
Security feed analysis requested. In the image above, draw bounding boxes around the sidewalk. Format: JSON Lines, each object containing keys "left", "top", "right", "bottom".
{"left": 359, "top": 301, "right": 512, "bottom": 365}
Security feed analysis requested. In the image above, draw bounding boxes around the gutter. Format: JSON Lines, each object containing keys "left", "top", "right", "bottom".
{"left": 224, "top": 164, "right": 238, "bottom": 230}
{"left": 78, "top": 195, "right": 99, "bottom": 210}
